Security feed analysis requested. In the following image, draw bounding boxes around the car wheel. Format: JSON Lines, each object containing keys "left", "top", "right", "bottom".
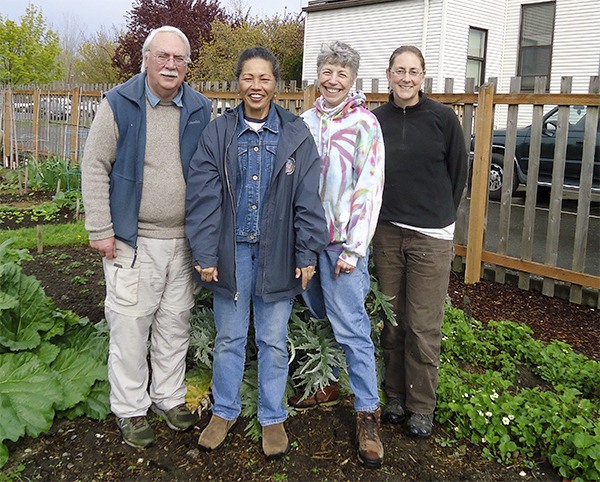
{"left": 488, "top": 153, "right": 518, "bottom": 201}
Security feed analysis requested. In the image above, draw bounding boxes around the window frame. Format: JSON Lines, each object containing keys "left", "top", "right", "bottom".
{"left": 517, "top": 1, "right": 556, "bottom": 92}
{"left": 466, "top": 26, "right": 488, "bottom": 89}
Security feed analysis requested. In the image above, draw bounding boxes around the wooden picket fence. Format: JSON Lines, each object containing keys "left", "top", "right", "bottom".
{"left": 1, "top": 76, "right": 599, "bottom": 307}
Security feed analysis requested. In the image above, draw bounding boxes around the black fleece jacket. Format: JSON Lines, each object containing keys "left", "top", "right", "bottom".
{"left": 372, "top": 92, "right": 468, "bottom": 229}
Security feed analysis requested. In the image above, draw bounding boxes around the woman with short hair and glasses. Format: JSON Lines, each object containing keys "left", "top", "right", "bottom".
{"left": 372, "top": 45, "right": 468, "bottom": 438}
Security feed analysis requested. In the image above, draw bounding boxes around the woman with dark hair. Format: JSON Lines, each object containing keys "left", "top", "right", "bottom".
{"left": 185, "top": 47, "right": 328, "bottom": 459}
{"left": 372, "top": 45, "right": 467, "bottom": 438}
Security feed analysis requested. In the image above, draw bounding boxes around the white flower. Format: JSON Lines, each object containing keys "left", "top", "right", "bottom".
{"left": 519, "top": 471, "right": 527, "bottom": 477}
{"left": 508, "top": 414, "right": 515, "bottom": 420}
{"left": 481, "top": 437, "right": 486, "bottom": 443}
{"left": 490, "top": 391, "right": 499, "bottom": 400}
{"left": 442, "top": 336, "right": 448, "bottom": 341}
{"left": 502, "top": 417, "right": 510, "bottom": 425}
{"left": 485, "top": 411, "right": 492, "bottom": 417}
{"left": 477, "top": 410, "right": 484, "bottom": 417}
{"left": 463, "top": 393, "right": 469, "bottom": 398}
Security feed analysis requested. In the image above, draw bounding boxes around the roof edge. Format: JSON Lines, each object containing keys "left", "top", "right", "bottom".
{"left": 303, "top": 0, "right": 399, "bottom": 13}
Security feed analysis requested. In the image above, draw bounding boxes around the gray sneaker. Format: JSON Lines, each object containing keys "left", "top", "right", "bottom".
{"left": 407, "top": 412, "right": 434, "bottom": 438}
{"left": 382, "top": 397, "right": 406, "bottom": 424}
{"left": 151, "top": 403, "right": 199, "bottom": 431}
{"left": 116, "top": 416, "right": 154, "bottom": 448}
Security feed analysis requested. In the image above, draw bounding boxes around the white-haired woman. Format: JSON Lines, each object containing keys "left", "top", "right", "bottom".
{"left": 292, "top": 40, "right": 385, "bottom": 469}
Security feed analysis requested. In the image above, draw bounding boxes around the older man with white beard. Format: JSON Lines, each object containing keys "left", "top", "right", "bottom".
{"left": 81, "top": 26, "right": 212, "bottom": 449}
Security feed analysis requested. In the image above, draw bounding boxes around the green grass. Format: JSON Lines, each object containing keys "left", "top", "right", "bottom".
{"left": 0, "top": 222, "right": 88, "bottom": 249}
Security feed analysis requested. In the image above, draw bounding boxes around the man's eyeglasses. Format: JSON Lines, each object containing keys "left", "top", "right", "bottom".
{"left": 391, "top": 69, "right": 424, "bottom": 79}
{"left": 151, "top": 51, "right": 189, "bottom": 67}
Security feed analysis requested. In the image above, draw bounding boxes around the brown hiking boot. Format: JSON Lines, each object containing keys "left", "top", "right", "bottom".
{"left": 288, "top": 382, "right": 340, "bottom": 410}
{"left": 356, "top": 409, "right": 384, "bottom": 469}
{"left": 198, "top": 414, "right": 237, "bottom": 451}
{"left": 262, "top": 423, "right": 290, "bottom": 460}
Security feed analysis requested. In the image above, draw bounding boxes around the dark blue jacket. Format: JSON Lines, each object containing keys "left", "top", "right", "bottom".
{"left": 104, "top": 73, "right": 211, "bottom": 248}
{"left": 185, "top": 103, "right": 328, "bottom": 302}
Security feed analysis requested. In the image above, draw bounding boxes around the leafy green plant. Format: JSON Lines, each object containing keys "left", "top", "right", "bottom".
{"left": 437, "top": 306, "right": 599, "bottom": 481}
{"left": 53, "top": 190, "right": 84, "bottom": 213}
{"left": 0, "top": 251, "right": 110, "bottom": 469}
{"left": 12, "top": 157, "right": 74, "bottom": 192}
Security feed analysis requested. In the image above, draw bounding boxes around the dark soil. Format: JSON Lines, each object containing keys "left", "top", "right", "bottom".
{"left": 2, "top": 191, "right": 599, "bottom": 481}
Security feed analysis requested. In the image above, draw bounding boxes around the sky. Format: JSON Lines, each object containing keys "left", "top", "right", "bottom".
{"left": 2, "top": 0, "right": 308, "bottom": 33}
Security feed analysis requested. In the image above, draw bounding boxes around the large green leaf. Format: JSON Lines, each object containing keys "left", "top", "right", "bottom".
{"left": 0, "top": 352, "right": 62, "bottom": 442}
{"left": 60, "top": 380, "right": 110, "bottom": 421}
{"left": 0, "top": 263, "right": 58, "bottom": 351}
{"left": 51, "top": 347, "right": 108, "bottom": 411}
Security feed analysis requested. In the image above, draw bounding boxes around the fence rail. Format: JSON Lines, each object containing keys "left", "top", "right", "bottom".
{"left": 1, "top": 76, "right": 599, "bottom": 307}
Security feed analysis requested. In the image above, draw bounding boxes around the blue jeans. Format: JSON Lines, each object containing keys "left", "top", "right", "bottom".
{"left": 302, "top": 249, "right": 380, "bottom": 412}
{"left": 212, "top": 242, "right": 292, "bottom": 426}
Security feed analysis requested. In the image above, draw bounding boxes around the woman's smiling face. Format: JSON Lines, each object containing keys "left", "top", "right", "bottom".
{"left": 238, "top": 57, "right": 277, "bottom": 119}
{"left": 386, "top": 51, "right": 425, "bottom": 108}
{"left": 318, "top": 62, "right": 355, "bottom": 108}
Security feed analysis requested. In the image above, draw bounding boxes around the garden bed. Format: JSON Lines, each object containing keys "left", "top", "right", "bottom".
{"left": 1, "top": 188, "right": 598, "bottom": 481}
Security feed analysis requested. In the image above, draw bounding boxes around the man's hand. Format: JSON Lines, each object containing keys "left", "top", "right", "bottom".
{"left": 90, "top": 237, "right": 116, "bottom": 259}
{"left": 195, "top": 266, "right": 218, "bottom": 283}
{"left": 296, "top": 265, "right": 316, "bottom": 290}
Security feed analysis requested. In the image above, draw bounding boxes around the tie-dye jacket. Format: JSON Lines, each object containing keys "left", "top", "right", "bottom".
{"left": 301, "top": 91, "right": 385, "bottom": 266}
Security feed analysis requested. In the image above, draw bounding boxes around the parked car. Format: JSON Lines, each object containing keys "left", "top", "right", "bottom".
{"left": 40, "top": 97, "right": 72, "bottom": 121}
{"left": 471, "top": 105, "right": 600, "bottom": 200}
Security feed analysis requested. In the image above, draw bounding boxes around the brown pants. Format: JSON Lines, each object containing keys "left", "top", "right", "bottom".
{"left": 372, "top": 222, "right": 453, "bottom": 415}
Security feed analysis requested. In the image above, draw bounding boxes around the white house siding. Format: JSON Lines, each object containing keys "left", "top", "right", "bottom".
{"left": 302, "top": 0, "right": 426, "bottom": 93}
{"left": 551, "top": 0, "right": 600, "bottom": 93}
{"left": 443, "top": 0, "right": 507, "bottom": 91}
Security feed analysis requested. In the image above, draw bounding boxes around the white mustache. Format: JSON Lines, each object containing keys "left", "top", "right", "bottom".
{"left": 160, "top": 70, "right": 178, "bottom": 77}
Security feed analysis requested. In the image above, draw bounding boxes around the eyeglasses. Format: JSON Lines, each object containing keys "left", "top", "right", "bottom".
{"left": 150, "top": 51, "right": 189, "bottom": 67}
{"left": 391, "top": 68, "right": 424, "bottom": 79}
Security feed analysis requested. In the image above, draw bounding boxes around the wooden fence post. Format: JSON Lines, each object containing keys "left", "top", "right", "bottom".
{"left": 4, "top": 89, "right": 12, "bottom": 167}
{"left": 70, "top": 87, "right": 82, "bottom": 162}
{"left": 303, "top": 83, "right": 316, "bottom": 111}
{"left": 571, "top": 75, "right": 600, "bottom": 305}
{"left": 465, "top": 82, "right": 495, "bottom": 284}
{"left": 518, "top": 76, "right": 547, "bottom": 290}
{"left": 33, "top": 89, "right": 41, "bottom": 160}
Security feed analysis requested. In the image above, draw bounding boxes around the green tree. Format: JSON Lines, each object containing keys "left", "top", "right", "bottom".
{"left": 0, "top": 4, "right": 62, "bottom": 85}
{"left": 74, "top": 27, "right": 121, "bottom": 84}
{"left": 192, "top": 12, "right": 304, "bottom": 83}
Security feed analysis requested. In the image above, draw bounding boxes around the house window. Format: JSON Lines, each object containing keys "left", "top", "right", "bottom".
{"left": 517, "top": 1, "right": 556, "bottom": 92}
{"left": 466, "top": 27, "right": 487, "bottom": 88}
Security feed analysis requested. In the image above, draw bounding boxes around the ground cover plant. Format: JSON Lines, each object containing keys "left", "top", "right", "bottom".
{"left": 0, "top": 177, "right": 598, "bottom": 481}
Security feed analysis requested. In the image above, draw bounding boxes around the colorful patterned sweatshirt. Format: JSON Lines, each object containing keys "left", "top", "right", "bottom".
{"left": 301, "top": 91, "right": 385, "bottom": 266}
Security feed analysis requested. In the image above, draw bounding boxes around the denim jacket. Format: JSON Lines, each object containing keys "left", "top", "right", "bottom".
{"left": 235, "top": 105, "right": 280, "bottom": 242}
{"left": 185, "top": 103, "right": 329, "bottom": 302}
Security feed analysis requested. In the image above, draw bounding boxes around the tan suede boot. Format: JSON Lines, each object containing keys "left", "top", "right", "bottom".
{"left": 356, "top": 409, "right": 384, "bottom": 469}
{"left": 198, "top": 415, "right": 237, "bottom": 451}
{"left": 262, "top": 423, "right": 290, "bottom": 460}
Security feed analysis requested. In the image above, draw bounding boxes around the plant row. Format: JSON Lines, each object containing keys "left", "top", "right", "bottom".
{"left": 0, "top": 235, "right": 597, "bottom": 480}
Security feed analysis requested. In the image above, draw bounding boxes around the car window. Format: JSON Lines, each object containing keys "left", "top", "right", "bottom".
{"left": 570, "top": 105, "right": 587, "bottom": 131}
